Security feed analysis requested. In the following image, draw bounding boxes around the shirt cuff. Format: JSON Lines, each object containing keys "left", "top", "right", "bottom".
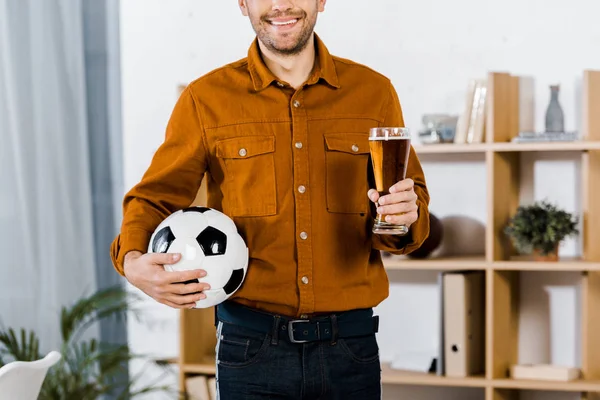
{"left": 110, "top": 228, "right": 153, "bottom": 276}
{"left": 374, "top": 199, "right": 430, "bottom": 255}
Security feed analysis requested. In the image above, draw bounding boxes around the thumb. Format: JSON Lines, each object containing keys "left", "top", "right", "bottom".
{"left": 149, "top": 252, "right": 181, "bottom": 266}
{"left": 367, "top": 189, "right": 379, "bottom": 203}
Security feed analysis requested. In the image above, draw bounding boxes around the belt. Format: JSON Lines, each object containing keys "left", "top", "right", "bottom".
{"left": 216, "top": 301, "right": 379, "bottom": 344}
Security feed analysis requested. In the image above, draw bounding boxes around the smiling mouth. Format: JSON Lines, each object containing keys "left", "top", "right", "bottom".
{"left": 270, "top": 19, "right": 298, "bottom": 26}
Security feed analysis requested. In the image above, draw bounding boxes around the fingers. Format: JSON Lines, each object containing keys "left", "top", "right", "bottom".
{"left": 162, "top": 268, "right": 207, "bottom": 285}
{"left": 389, "top": 178, "right": 414, "bottom": 194}
{"left": 161, "top": 299, "right": 198, "bottom": 309}
{"left": 173, "top": 281, "right": 211, "bottom": 295}
{"left": 166, "top": 291, "right": 207, "bottom": 306}
{"left": 148, "top": 252, "right": 181, "bottom": 265}
{"left": 383, "top": 210, "right": 418, "bottom": 226}
{"left": 377, "top": 200, "right": 418, "bottom": 217}
{"left": 378, "top": 190, "right": 417, "bottom": 206}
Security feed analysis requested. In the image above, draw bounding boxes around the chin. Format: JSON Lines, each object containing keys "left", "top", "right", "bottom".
{"left": 273, "top": 39, "right": 302, "bottom": 52}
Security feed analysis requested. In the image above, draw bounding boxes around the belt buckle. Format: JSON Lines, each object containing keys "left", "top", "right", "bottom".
{"left": 287, "top": 320, "right": 309, "bottom": 344}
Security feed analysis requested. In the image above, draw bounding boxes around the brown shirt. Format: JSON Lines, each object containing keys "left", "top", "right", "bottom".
{"left": 110, "top": 34, "right": 430, "bottom": 318}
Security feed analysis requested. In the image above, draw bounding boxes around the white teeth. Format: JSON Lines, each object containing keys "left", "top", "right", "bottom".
{"left": 271, "top": 19, "right": 297, "bottom": 26}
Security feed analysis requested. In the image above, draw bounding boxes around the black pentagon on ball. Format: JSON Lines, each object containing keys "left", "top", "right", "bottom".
{"left": 223, "top": 269, "right": 244, "bottom": 295}
{"left": 152, "top": 226, "right": 175, "bottom": 253}
{"left": 182, "top": 206, "right": 211, "bottom": 213}
{"left": 196, "top": 226, "right": 227, "bottom": 256}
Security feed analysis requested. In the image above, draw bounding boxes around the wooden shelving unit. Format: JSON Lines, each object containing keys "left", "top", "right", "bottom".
{"left": 177, "top": 70, "right": 600, "bottom": 399}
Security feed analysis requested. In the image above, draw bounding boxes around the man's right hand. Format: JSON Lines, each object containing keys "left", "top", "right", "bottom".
{"left": 123, "top": 251, "right": 210, "bottom": 309}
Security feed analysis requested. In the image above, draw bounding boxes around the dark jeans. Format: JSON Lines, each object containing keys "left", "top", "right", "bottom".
{"left": 214, "top": 302, "right": 382, "bottom": 400}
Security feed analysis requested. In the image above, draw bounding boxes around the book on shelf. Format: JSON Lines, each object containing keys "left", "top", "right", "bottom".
{"left": 511, "top": 131, "right": 579, "bottom": 143}
{"left": 511, "top": 364, "right": 581, "bottom": 382}
{"left": 454, "top": 80, "right": 487, "bottom": 145}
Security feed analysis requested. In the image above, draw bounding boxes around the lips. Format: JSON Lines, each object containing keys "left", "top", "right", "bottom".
{"left": 270, "top": 18, "right": 298, "bottom": 26}
{"left": 264, "top": 13, "right": 303, "bottom": 29}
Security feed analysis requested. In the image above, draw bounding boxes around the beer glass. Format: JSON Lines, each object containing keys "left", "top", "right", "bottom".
{"left": 368, "top": 127, "right": 411, "bottom": 235}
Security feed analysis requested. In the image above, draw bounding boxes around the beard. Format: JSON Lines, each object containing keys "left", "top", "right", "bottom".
{"left": 249, "top": 7, "right": 318, "bottom": 56}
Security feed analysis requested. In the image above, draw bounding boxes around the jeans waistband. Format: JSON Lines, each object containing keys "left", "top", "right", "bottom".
{"left": 216, "top": 301, "right": 379, "bottom": 344}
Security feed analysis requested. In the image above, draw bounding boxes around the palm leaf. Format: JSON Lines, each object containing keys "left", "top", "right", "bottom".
{"left": 61, "top": 286, "right": 133, "bottom": 343}
{"left": 2, "top": 284, "right": 172, "bottom": 399}
{"left": 0, "top": 327, "right": 41, "bottom": 362}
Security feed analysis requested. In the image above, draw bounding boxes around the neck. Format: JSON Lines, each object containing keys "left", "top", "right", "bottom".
{"left": 258, "top": 34, "right": 316, "bottom": 89}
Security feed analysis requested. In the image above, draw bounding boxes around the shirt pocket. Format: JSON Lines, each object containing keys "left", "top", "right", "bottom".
{"left": 216, "top": 135, "right": 277, "bottom": 217}
{"left": 324, "top": 133, "right": 370, "bottom": 214}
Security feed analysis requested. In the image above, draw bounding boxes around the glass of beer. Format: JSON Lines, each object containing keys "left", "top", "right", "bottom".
{"left": 368, "top": 127, "right": 411, "bottom": 235}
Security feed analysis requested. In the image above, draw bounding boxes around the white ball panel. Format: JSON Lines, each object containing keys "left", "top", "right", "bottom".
{"left": 195, "top": 288, "right": 228, "bottom": 308}
{"left": 169, "top": 210, "right": 209, "bottom": 238}
{"left": 163, "top": 264, "right": 175, "bottom": 273}
{"left": 163, "top": 238, "right": 205, "bottom": 272}
{"left": 203, "top": 209, "right": 238, "bottom": 235}
{"left": 230, "top": 235, "right": 250, "bottom": 271}
{"left": 198, "top": 255, "right": 236, "bottom": 289}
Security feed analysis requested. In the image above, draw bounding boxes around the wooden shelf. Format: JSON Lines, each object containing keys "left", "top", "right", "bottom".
{"left": 383, "top": 255, "right": 600, "bottom": 271}
{"left": 383, "top": 255, "right": 486, "bottom": 270}
{"left": 179, "top": 360, "right": 600, "bottom": 392}
{"left": 413, "top": 143, "right": 489, "bottom": 154}
{"left": 381, "top": 364, "right": 487, "bottom": 387}
{"left": 492, "top": 378, "right": 600, "bottom": 392}
{"left": 492, "top": 140, "right": 600, "bottom": 152}
{"left": 493, "top": 257, "right": 600, "bottom": 271}
{"left": 414, "top": 140, "right": 600, "bottom": 155}
{"left": 181, "top": 361, "right": 216, "bottom": 375}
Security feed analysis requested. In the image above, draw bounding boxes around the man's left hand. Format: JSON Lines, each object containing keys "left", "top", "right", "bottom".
{"left": 367, "top": 178, "right": 419, "bottom": 227}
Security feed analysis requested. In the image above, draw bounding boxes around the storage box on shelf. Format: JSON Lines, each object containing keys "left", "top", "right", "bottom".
{"left": 177, "top": 70, "right": 600, "bottom": 399}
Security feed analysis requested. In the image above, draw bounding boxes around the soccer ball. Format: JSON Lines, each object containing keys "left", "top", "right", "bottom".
{"left": 147, "top": 206, "right": 249, "bottom": 308}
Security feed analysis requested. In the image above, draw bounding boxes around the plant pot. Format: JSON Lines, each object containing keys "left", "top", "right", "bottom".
{"left": 533, "top": 244, "right": 559, "bottom": 262}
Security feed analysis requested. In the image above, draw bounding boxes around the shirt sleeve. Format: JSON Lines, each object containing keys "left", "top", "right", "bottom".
{"left": 109, "top": 87, "right": 208, "bottom": 275}
{"left": 371, "top": 81, "right": 431, "bottom": 255}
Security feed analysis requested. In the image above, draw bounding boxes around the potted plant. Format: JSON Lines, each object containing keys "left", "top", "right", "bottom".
{"left": 0, "top": 286, "right": 177, "bottom": 399}
{"left": 504, "top": 200, "right": 579, "bottom": 261}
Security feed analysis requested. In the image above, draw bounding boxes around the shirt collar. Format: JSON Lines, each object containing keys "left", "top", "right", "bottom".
{"left": 248, "top": 33, "right": 340, "bottom": 91}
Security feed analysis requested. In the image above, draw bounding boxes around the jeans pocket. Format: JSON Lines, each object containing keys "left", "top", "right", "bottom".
{"left": 217, "top": 321, "right": 270, "bottom": 368}
{"left": 338, "top": 334, "right": 380, "bottom": 364}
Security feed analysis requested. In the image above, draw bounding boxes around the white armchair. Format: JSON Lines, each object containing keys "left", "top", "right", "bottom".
{"left": 0, "top": 351, "right": 61, "bottom": 400}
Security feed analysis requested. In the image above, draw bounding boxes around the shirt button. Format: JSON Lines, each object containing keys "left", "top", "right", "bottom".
{"left": 298, "top": 185, "right": 306, "bottom": 194}
{"left": 238, "top": 148, "right": 247, "bottom": 157}
{"left": 295, "top": 142, "right": 303, "bottom": 149}
{"left": 300, "top": 232, "right": 308, "bottom": 240}
{"left": 301, "top": 276, "right": 309, "bottom": 284}
{"left": 352, "top": 144, "right": 359, "bottom": 152}
{"left": 293, "top": 100, "right": 301, "bottom": 108}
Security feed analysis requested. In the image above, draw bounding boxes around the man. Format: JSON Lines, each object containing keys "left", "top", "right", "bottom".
{"left": 110, "top": 0, "right": 430, "bottom": 398}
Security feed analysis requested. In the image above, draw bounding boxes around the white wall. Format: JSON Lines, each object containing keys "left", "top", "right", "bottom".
{"left": 119, "top": 1, "right": 600, "bottom": 399}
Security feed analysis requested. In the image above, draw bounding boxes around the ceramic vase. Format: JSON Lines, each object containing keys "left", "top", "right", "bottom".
{"left": 545, "top": 85, "right": 564, "bottom": 133}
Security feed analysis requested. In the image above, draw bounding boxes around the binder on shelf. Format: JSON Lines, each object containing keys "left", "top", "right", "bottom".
{"left": 443, "top": 271, "right": 485, "bottom": 378}
{"left": 436, "top": 271, "right": 446, "bottom": 376}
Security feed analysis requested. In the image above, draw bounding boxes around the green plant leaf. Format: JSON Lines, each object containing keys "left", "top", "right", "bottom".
{"left": 1, "top": 284, "right": 172, "bottom": 399}
{"left": 504, "top": 200, "right": 579, "bottom": 255}
{"left": 0, "top": 327, "right": 41, "bottom": 362}
{"left": 61, "top": 286, "right": 133, "bottom": 343}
